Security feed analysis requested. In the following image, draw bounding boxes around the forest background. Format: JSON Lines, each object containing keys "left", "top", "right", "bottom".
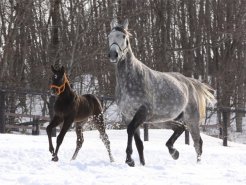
{"left": 0, "top": 0, "right": 246, "bottom": 132}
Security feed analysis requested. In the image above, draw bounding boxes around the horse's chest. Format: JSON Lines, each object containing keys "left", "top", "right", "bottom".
{"left": 116, "top": 80, "right": 147, "bottom": 119}
{"left": 54, "top": 99, "right": 76, "bottom": 117}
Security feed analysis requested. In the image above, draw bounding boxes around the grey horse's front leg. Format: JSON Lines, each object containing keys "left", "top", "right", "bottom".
{"left": 71, "top": 123, "right": 84, "bottom": 160}
{"left": 134, "top": 127, "right": 145, "bottom": 165}
{"left": 126, "top": 105, "right": 147, "bottom": 167}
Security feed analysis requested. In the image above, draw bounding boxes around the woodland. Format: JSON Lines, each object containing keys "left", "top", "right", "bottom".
{"left": 0, "top": 0, "right": 246, "bottom": 131}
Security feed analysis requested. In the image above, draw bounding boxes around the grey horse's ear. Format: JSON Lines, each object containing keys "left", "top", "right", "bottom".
{"left": 110, "top": 18, "right": 118, "bottom": 29}
{"left": 123, "top": 19, "right": 129, "bottom": 30}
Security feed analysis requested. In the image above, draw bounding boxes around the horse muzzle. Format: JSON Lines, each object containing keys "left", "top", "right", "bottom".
{"left": 108, "top": 43, "right": 122, "bottom": 63}
{"left": 50, "top": 84, "right": 65, "bottom": 96}
{"left": 108, "top": 50, "right": 119, "bottom": 63}
{"left": 50, "top": 87, "right": 58, "bottom": 96}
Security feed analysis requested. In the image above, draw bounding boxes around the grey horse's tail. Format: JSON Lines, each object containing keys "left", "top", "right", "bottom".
{"left": 190, "top": 79, "right": 216, "bottom": 120}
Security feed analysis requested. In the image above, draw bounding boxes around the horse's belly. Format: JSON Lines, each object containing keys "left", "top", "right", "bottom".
{"left": 118, "top": 103, "right": 139, "bottom": 118}
{"left": 117, "top": 93, "right": 186, "bottom": 122}
{"left": 151, "top": 86, "right": 187, "bottom": 120}
{"left": 152, "top": 103, "right": 185, "bottom": 120}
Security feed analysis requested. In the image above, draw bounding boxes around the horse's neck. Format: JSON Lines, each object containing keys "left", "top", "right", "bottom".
{"left": 59, "top": 83, "right": 75, "bottom": 100}
{"left": 117, "top": 46, "right": 133, "bottom": 69}
{"left": 116, "top": 49, "right": 142, "bottom": 77}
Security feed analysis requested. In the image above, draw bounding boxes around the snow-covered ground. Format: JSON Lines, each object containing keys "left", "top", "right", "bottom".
{"left": 1, "top": 129, "right": 246, "bottom": 185}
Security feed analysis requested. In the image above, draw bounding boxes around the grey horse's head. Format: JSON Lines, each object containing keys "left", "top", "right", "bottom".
{"left": 108, "top": 19, "right": 130, "bottom": 63}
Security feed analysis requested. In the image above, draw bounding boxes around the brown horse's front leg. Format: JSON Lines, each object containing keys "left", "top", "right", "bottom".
{"left": 52, "top": 117, "right": 74, "bottom": 162}
{"left": 71, "top": 123, "right": 84, "bottom": 160}
{"left": 46, "top": 116, "right": 63, "bottom": 155}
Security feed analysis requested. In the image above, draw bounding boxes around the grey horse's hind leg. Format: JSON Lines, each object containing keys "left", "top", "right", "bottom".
{"left": 71, "top": 123, "right": 84, "bottom": 160}
{"left": 165, "top": 121, "right": 186, "bottom": 160}
{"left": 94, "top": 114, "right": 114, "bottom": 162}
{"left": 189, "top": 124, "right": 203, "bottom": 162}
{"left": 126, "top": 105, "right": 147, "bottom": 167}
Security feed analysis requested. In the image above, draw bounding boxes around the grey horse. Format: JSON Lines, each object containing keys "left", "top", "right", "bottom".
{"left": 108, "top": 19, "right": 215, "bottom": 167}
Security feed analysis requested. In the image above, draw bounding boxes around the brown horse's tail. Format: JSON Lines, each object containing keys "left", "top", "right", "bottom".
{"left": 85, "top": 94, "right": 103, "bottom": 116}
{"left": 89, "top": 95, "right": 105, "bottom": 126}
{"left": 94, "top": 96, "right": 104, "bottom": 115}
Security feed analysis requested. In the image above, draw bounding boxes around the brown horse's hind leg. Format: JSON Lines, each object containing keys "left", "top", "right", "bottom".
{"left": 94, "top": 114, "right": 114, "bottom": 162}
{"left": 71, "top": 123, "right": 84, "bottom": 160}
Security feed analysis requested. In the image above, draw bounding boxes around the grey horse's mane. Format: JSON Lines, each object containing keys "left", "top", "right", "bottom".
{"left": 112, "top": 26, "right": 132, "bottom": 37}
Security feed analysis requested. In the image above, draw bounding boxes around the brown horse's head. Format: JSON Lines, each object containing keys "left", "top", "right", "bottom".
{"left": 50, "top": 65, "right": 69, "bottom": 96}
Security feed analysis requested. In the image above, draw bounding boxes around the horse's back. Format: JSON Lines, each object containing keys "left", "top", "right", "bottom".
{"left": 75, "top": 94, "right": 102, "bottom": 122}
{"left": 79, "top": 94, "right": 103, "bottom": 115}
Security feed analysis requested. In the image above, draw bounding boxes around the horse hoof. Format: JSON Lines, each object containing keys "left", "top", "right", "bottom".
{"left": 197, "top": 155, "right": 201, "bottom": 163}
{"left": 52, "top": 156, "right": 59, "bottom": 162}
{"left": 126, "top": 159, "right": 135, "bottom": 167}
{"left": 170, "top": 149, "right": 179, "bottom": 160}
{"left": 71, "top": 155, "right": 76, "bottom": 161}
{"left": 49, "top": 148, "right": 54, "bottom": 154}
{"left": 140, "top": 158, "right": 145, "bottom": 166}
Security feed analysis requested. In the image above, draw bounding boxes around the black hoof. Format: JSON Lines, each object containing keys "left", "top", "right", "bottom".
{"left": 140, "top": 158, "right": 145, "bottom": 166}
{"left": 110, "top": 157, "right": 115, "bottom": 163}
{"left": 49, "top": 147, "right": 54, "bottom": 154}
{"left": 52, "top": 155, "right": 59, "bottom": 162}
{"left": 126, "top": 158, "right": 135, "bottom": 167}
{"left": 170, "top": 149, "right": 179, "bottom": 160}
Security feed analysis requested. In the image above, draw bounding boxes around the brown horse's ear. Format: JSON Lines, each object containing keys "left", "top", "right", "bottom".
{"left": 51, "top": 65, "right": 56, "bottom": 73}
{"left": 61, "top": 66, "right": 65, "bottom": 74}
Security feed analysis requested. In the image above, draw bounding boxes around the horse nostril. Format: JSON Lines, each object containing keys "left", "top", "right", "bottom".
{"left": 109, "top": 50, "right": 118, "bottom": 59}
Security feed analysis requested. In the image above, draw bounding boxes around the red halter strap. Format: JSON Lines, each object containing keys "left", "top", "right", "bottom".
{"left": 50, "top": 73, "right": 69, "bottom": 95}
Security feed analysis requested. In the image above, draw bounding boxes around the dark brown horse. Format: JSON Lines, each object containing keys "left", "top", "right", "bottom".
{"left": 46, "top": 65, "right": 114, "bottom": 162}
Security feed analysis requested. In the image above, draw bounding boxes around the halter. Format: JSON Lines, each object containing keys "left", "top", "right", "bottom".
{"left": 50, "top": 73, "right": 69, "bottom": 95}
{"left": 109, "top": 27, "right": 129, "bottom": 62}
{"left": 110, "top": 42, "right": 128, "bottom": 53}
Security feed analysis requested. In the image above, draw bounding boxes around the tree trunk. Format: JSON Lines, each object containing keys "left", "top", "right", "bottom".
{"left": 50, "top": 0, "right": 61, "bottom": 69}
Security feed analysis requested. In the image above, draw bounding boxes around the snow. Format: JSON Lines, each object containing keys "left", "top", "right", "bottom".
{"left": 1, "top": 129, "right": 246, "bottom": 185}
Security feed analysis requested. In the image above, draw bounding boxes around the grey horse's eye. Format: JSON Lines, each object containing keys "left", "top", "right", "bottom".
{"left": 123, "top": 35, "right": 126, "bottom": 39}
